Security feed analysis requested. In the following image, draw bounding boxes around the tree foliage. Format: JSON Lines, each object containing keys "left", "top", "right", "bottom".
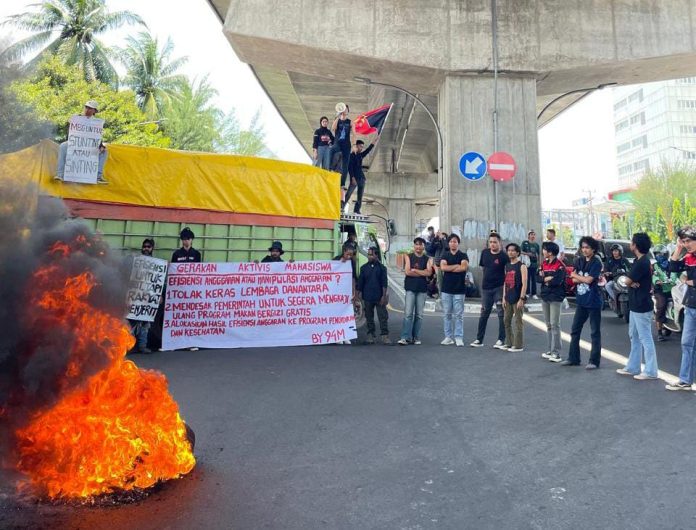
{"left": 11, "top": 56, "right": 169, "bottom": 147}
{"left": 119, "top": 31, "right": 188, "bottom": 120}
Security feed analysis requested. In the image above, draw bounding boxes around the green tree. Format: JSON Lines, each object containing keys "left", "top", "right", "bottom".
{"left": 160, "top": 77, "right": 220, "bottom": 152}
{"left": 217, "top": 108, "right": 269, "bottom": 157}
{"left": 1, "top": 0, "right": 144, "bottom": 86}
{"left": 11, "top": 56, "right": 169, "bottom": 147}
{"left": 671, "top": 198, "right": 684, "bottom": 239}
{"left": 654, "top": 206, "right": 668, "bottom": 243}
{"left": 119, "top": 31, "right": 188, "bottom": 120}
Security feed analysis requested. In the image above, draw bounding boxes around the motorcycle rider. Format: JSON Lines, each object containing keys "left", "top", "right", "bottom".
{"left": 604, "top": 244, "right": 631, "bottom": 315}
{"left": 665, "top": 226, "right": 696, "bottom": 391}
{"left": 652, "top": 247, "right": 678, "bottom": 342}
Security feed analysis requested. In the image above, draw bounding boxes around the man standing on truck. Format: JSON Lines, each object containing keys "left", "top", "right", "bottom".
{"left": 344, "top": 137, "right": 376, "bottom": 214}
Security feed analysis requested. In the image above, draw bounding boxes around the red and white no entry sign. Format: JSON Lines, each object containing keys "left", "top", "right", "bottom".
{"left": 487, "top": 151, "right": 517, "bottom": 182}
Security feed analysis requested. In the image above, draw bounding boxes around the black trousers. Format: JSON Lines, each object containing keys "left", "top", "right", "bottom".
{"left": 567, "top": 305, "right": 602, "bottom": 365}
{"left": 476, "top": 286, "right": 505, "bottom": 342}
{"left": 345, "top": 177, "right": 365, "bottom": 213}
{"left": 527, "top": 265, "right": 537, "bottom": 296}
{"left": 654, "top": 290, "right": 669, "bottom": 324}
{"left": 364, "top": 300, "right": 388, "bottom": 336}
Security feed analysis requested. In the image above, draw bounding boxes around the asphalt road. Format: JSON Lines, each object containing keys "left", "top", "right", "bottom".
{"left": 2, "top": 299, "right": 695, "bottom": 530}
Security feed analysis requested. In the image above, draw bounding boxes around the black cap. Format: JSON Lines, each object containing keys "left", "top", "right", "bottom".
{"left": 180, "top": 227, "right": 194, "bottom": 240}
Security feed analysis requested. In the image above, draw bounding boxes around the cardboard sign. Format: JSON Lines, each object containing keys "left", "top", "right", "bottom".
{"left": 63, "top": 115, "right": 105, "bottom": 184}
{"left": 126, "top": 256, "right": 168, "bottom": 322}
{"left": 162, "top": 261, "right": 357, "bottom": 350}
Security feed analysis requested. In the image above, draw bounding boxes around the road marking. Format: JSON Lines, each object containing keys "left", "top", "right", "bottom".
{"left": 523, "top": 314, "right": 680, "bottom": 384}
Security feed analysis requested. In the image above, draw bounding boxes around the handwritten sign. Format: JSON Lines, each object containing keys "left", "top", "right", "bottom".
{"left": 126, "top": 256, "right": 168, "bottom": 322}
{"left": 63, "top": 115, "right": 105, "bottom": 184}
{"left": 161, "top": 261, "right": 357, "bottom": 350}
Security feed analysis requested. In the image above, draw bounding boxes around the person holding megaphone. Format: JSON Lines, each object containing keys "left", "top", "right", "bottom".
{"left": 330, "top": 103, "right": 356, "bottom": 206}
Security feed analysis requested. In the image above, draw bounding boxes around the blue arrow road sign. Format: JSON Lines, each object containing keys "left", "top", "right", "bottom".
{"left": 459, "top": 151, "right": 487, "bottom": 181}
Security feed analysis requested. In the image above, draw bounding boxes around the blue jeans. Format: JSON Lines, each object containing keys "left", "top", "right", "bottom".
{"left": 314, "top": 145, "right": 332, "bottom": 170}
{"left": 57, "top": 140, "right": 108, "bottom": 178}
{"left": 401, "top": 290, "right": 426, "bottom": 341}
{"left": 626, "top": 311, "right": 658, "bottom": 377}
{"left": 128, "top": 319, "right": 150, "bottom": 350}
{"left": 678, "top": 307, "right": 696, "bottom": 384}
{"left": 441, "top": 292, "right": 464, "bottom": 339}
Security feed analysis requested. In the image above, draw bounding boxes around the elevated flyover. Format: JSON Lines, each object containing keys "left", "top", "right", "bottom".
{"left": 210, "top": 0, "right": 696, "bottom": 251}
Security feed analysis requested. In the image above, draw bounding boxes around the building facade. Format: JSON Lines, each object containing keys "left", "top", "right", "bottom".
{"left": 614, "top": 77, "right": 696, "bottom": 188}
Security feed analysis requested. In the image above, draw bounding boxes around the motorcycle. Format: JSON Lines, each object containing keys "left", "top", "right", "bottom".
{"left": 662, "top": 273, "right": 688, "bottom": 334}
{"left": 600, "top": 269, "right": 630, "bottom": 323}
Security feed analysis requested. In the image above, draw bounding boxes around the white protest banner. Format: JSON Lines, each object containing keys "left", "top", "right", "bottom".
{"left": 162, "top": 261, "right": 357, "bottom": 350}
{"left": 63, "top": 114, "right": 105, "bottom": 184}
{"left": 126, "top": 256, "right": 168, "bottom": 322}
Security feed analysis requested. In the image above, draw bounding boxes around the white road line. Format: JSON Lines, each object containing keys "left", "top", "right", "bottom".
{"left": 523, "top": 313, "right": 679, "bottom": 384}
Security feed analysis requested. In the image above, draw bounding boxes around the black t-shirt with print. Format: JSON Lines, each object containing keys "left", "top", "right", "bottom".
{"left": 628, "top": 254, "right": 654, "bottom": 313}
{"left": 479, "top": 249, "right": 509, "bottom": 290}
{"left": 441, "top": 250, "right": 469, "bottom": 294}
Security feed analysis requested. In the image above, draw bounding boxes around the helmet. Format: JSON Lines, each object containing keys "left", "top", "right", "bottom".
{"left": 610, "top": 244, "right": 623, "bottom": 256}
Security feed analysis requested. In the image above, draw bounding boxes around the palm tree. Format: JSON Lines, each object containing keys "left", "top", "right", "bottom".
{"left": 119, "top": 32, "right": 188, "bottom": 120}
{"left": 1, "top": 0, "right": 144, "bottom": 86}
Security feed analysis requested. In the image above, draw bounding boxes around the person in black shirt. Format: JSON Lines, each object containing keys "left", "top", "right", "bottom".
{"left": 502, "top": 243, "right": 528, "bottom": 352}
{"left": 398, "top": 237, "right": 434, "bottom": 345}
{"left": 171, "top": 227, "right": 202, "bottom": 263}
{"left": 261, "top": 241, "right": 285, "bottom": 263}
{"left": 344, "top": 138, "right": 375, "bottom": 214}
{"left": 330, "top": 105, "right": 356, "bottom": 201}
{"left": 312, "top": 116, "right": 334, "bottom": 170}
{"left": 439, "top": 234, "right": 469, "bottom": 346}
{"left": 616, "top": 232, "right": 658, "bottom": 380}
{"left": 357, "top": 246, "right": 390, "bottom": 344}
{"left": 539, "top": 241, "right": 566, "bottom": 363}
{"left": 471, "top": 232, "right": 508, "bottom": 348}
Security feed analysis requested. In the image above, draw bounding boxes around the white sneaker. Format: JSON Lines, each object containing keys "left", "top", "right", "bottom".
{"left": 507, "top": 347, "right": 524, "bottom": 352}
{"left": 633, "top": 373, "right": 657, "bottom": 380}
{"left": 397, "top": 339, "right": 409, "bottom": 345}
{"left": 455, "top": 338, "right": 464, "bottom": 347}
{"left": 541, "top": 351, "right": 552, "bottom": 359}
{"left": 413, "top": 339, "right": 422, "bottom": 345}
{"left": 616, "top": 368, "right": 637, "bottom": 376}
{"left": 493, "top": 340, "right": 506, "bottom": 350}
{"left": 532, "top": 295, "right": 539, "bottom": 300}
{"left": 189, "top": 347, "right": 199, "bottom": 351}
{"left": 343, "top": 340, "right": 352, "bottom": 345}
{"left": 470, "top": 339, "right": 484, "bottom": 347}
{"left": 441, "top": 337, "right": 455, "bottom": 345}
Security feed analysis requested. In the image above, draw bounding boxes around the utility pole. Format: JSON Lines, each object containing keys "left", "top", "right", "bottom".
{"left": 582, "top": 189, "right": 595, "bottom": 235}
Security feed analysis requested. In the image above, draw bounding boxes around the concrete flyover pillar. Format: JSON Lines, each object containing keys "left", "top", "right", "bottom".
{"left": 386, "top": 198, "right": 414, "bottom": 252}
{"left": 438, "top": 74, "right": 541, "bottom": 266}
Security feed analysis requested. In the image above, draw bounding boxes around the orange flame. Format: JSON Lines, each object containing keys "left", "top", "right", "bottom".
{"left": 13, "top": 243, "right": 195, "bottom": 500}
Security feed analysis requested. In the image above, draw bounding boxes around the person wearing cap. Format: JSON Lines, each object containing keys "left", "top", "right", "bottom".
{"left": 262, "top": 241, "right": 285, "bottom": 263}
{"left": 171, "top": 227, "right": 202, "bottom": 263}
{"left": 398, "top": 237, "right": 434, "bottom": 345}
{"left": 356, "top": 246, "right": 390, "bottom": 344}
{"left": 55, "top": 100, "right": 108, "bottom": 183}
{"left": 128, "top": 238, "right": 156, "bottom": 354}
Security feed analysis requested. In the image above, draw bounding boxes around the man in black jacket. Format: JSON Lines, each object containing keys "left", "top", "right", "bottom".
{"left": 171, "top": 227, "right": 202, "bottom": 263}
{"left": 539, "top": 241, "right": 566, "bottom": 363}
{"left": 357, "top": 246, "right": 390, "bottom": 344}
{"left": 344, "top": 138, "right": 375, "bottom": 214}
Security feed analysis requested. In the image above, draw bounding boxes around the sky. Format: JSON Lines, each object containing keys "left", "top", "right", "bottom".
{"left": 0, "top": 1, "right": 620, "bottom": 209}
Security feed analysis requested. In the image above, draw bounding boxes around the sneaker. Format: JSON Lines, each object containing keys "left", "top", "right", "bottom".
{"left": 634, "top": 373, "right": 657, "bottom": 381}
{"left": 455, "top": 338, "right": 464, "bottom": 347}
{"left": 666, "top": 381, "right": 692, "bottom": 391}
{"left": 53, "top": 175, "right": 63, "bottom": 181}
{"left": 189, "top": 347, "right": 199, "bottom": 351}
{"left": 366, "top": 334, "right": 376, "bottom": 344}
{"left": 507, "top": 347, "right": 524, "bottom": 352}
{"left": 585, "top": 363, "right": 599, "bottom": 370}
{"left": 441, "top": 337, "right": 455, "bottom": 345}
{"left": 616, "top": 368, "right": 638, "bottom": 376}
{"left": 343, "top": 340, "right": 352, "bottom": 345}
{"left": 397, "top": 339, "right": 409, "bottom": 345}
{"left": 470, "top": 339, "right": 484, "bottom": 347}
{"left": 548, "top": 353, "right": 562, "bottom": 363}
{"left": 381, "top": 335, "right": 392, "bottom": 345}
{"left": 560, "top": 360, "right": 580, "bottom": 366}
{"left": 532, "top": 294, "right": 539, "bottom": 300}
{"left": 541, "top": 351, "right": 552, "bottom": 359}
{"left": 137, "top": 346, "right": 152, "bottom": 354}
{"left": 492, "top": 340, "right": 506, "bottom": 350}
{"left": 413, "top": 339, "right": 422, "bottom": 345}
